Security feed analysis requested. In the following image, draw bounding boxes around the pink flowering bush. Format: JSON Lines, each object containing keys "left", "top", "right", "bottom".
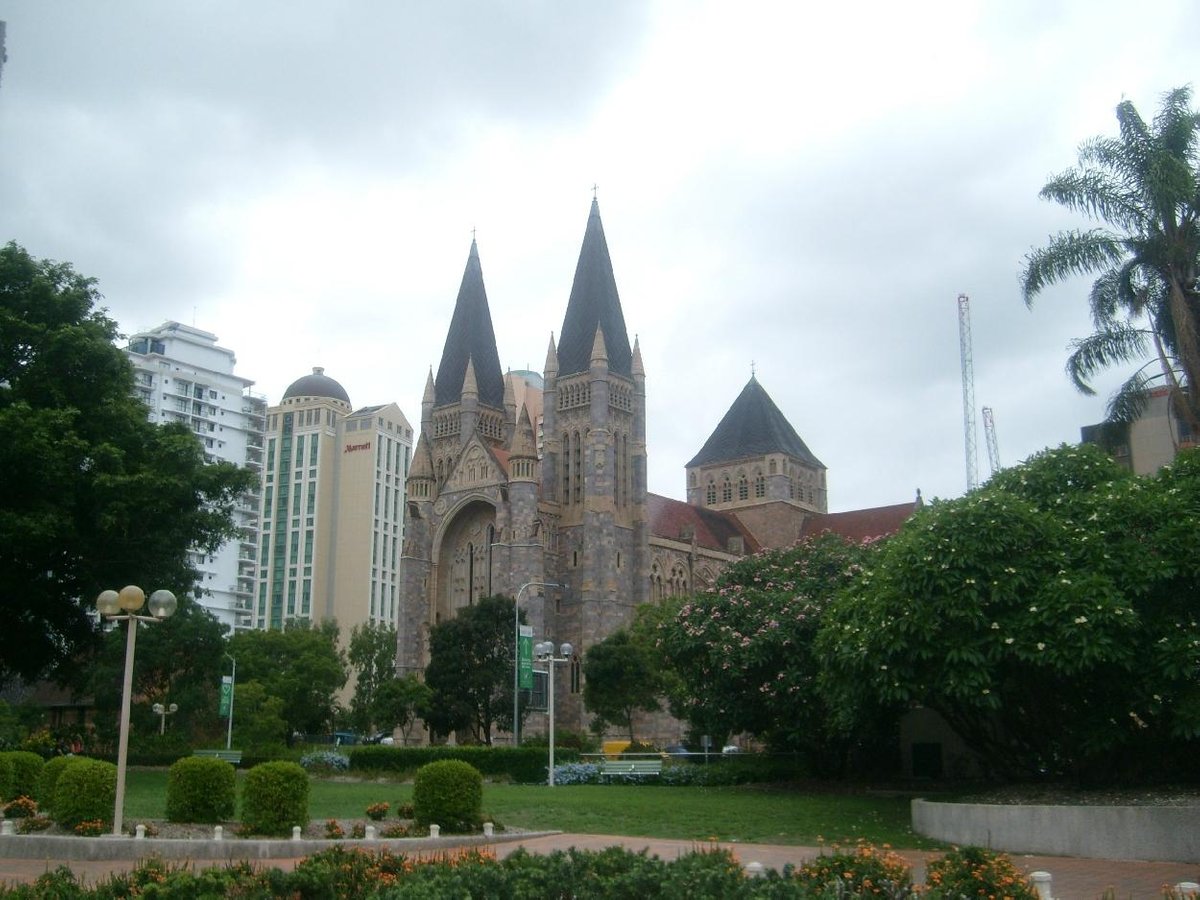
{"left": 657, "top": 532, "right": 886, "bottom": 774}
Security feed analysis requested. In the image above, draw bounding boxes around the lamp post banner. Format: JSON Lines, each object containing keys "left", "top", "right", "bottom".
{"left": 219, "top": 675, "right": 233, "bottom": 716}
{"left": 518, "top": 626, "right": 533, "bottom": 689}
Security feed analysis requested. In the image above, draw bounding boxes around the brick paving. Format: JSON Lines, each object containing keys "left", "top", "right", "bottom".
{"left": 0, "top": 833, "right": 1196, "bottom": 898}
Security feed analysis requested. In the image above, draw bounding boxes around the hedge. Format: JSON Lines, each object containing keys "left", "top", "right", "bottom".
{"left": 241, "top": 761, "right": 309, "bottom": 836}
{"left": 348, "top": 745, "right": 575, "bottom": 783}
{"left": 165, "top": 756, "right": 236, "bottom": 823}
{"left": 0, "top": 751, "right": 44, "bottom": 801}
{"left": 53, "top": 758, "right": 117, "bottom": 831}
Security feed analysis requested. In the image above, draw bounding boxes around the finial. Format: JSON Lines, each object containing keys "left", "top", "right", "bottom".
{"left": 592, "top": 183, "right": 598, "bottom": 201}
{"left": 471, "top": 226, "right": 477, "bottom": 241}
{"left": 750, "top": 360, "right": 756, "bottom": 378}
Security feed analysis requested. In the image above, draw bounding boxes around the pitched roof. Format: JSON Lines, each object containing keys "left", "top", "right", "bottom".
{"left": 434, "top": 240, "right": 505, "bottom": 408}
{"left": 686, "top": 376, "right": 824, "bottom": 469}
{"left": 798, "top": 501, "right": 917, "bottom": 542}
{"left": 648, "top": 493, "right": 761, "bottom": 555}
{"left": 557, "top": 200, "right": 633, "bottom": 378}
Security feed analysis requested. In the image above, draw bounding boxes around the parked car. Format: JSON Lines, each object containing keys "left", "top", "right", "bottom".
{"left": 664, "top": 744, "right": 690, "bottom": 757}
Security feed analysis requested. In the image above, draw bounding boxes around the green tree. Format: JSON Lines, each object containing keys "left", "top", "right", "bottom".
{"left": 87, "top": 595, "right": 229, "bottom": 747}
{"left": 1021, "top": 87, "right": 1200, "bottom": 429}
{"left": 582, "top": 629, "right": 661, "bottom": 743}
{"left": 424, "top": 595, "right": 520, "bottom": 745}
{"left": 347, "top": 622, "right": 397, "bottom": 733}
{"left": 372, "top": 674, "right": 432, "bottom": 745}
{"left": 231, "top": 681, "right": 288, "bottom": 754}
{"left": 228, "top": 621, "right": 346, "bottom": 740}
{"left": 657, "top": 532, "right": 888, "bottom": 774}
{"left": 817, "top": 445, "right": 1200, "bottom": 781}
{"left": 0, "top": 242, "right": 255, "bottom": 684}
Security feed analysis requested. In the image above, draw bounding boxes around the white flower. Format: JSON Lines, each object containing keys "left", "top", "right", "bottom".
{"left": 1074, "top": 616, "right": 1088, "bottom": 624}
{"left": 1037, "top": 642, "right": 1046, "bottom": 651}
{"left": 1004, "top": 637, "right": 1014, "bottom": 645}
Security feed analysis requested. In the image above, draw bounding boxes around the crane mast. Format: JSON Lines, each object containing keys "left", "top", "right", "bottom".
{"left": 982, "top": 406, "right": 1001, "bottom": 475}
{"left": 958, "top": 294, "right": 979, "bottom": 491}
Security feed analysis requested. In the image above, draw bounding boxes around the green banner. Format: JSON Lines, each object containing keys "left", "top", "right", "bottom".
{"left": 219, "top": 676, "right": 233, "bottom": 716}
{"left": 518, "top": 625, "right": 533, "bottom": 689}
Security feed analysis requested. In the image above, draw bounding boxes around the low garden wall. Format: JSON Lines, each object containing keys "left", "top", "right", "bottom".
{"left": 911, "top": 798, "right": 1200, "bottom": 863}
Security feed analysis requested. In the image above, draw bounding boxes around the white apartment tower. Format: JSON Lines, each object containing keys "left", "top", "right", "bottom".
{"left": 254, "top": 368, "right": 413, "bottom": 635}
{"left": 125, "top": 322, "right": 266, "bottom": 630}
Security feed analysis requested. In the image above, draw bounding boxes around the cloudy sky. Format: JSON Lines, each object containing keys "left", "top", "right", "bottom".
{"left": 1, "top": 2, "right": 1195, "bottom": 512}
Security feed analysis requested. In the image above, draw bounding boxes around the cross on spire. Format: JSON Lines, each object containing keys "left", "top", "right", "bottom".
{"left": 592, "top": 183, "right": 598, "bottom": 200}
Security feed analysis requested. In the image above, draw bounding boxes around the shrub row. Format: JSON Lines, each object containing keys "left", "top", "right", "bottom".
{"left": 349, "top": 745, "right": 576, "bottom": 783}
{"left": 0, "top": 844, "right": 1042, "bottom": 898}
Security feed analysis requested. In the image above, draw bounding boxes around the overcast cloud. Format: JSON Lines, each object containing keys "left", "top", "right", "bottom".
{"left": 1, "top": 1, "right": 1196, "bottom": 512}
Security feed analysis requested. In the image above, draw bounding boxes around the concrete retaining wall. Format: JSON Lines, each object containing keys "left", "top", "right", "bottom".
{"left": 912, "top": 799, "right": 1200, "bottom": 863}
{"left": 0, "top": 830, "right": 550, "bottom": 861}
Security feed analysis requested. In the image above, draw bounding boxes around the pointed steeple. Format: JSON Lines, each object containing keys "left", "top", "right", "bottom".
{"left": 590, "top": 325, "right": 608, "bottom": 366}
{"left": 462, "top": 356, "right": 479, "bottom": 398}
{"left": 511, "top": 405, "right": 537, "bottom": 459}
{"left": 557, "top": 199, "right": 633, "bottom": 378}
{"left": 423, "top": 368, "right": 435, "bottom": 404}
{"left": 631, "top": 336, "right": 644, "bottom": 378}
{"left": 544, "top": 333, "right": 559, "bottom": 377}
{"left": 686, "top": 376, "right": 825, "bottom": 469}
{"left": 434, "top": 239, "right": 505, "bottom": 408}
{"left": 410, "top": 433, "right": 436, "bottom": 480}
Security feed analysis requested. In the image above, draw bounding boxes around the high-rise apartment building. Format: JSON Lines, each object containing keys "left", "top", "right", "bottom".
{"left": 125, "top": 322, "right": 266, "bottom": 630}
{"left": 254, "top": 368, "right": 412, "bottom": 635}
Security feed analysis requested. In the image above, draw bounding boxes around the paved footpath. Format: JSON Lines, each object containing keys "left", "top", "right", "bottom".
{"left": 1, "top": 833, "right": 1196, "bottom": 898}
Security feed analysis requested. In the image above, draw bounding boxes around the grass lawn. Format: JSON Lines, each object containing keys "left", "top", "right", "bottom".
{"left": 122, "top": 769, "right": 937, "bottom": 848}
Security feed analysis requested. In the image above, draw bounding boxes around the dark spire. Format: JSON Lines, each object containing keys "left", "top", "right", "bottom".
{"left": 434, "top": 239, "right": 505, "bottom": 408}
{"left": 686, "top": 376, "right": 825, "bottom": 469}
{"left": 557, "top": 199, "right": 633, "bottom": 377}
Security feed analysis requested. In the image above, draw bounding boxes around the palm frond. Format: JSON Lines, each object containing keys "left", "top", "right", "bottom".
{"left": 1115, "top": 98, "right": 1153, "bottom": 177}
{"left": 1088, "top": 268, "right": 1123, "bottom": 327}
{"left": 1021, "top": 230, "right": 1125, "bottom": 305}
{"left": 1104, "top": 368, "right": 1157, "bottom": 424}
{"left": 1039, "top": 167, "right": 1144, "bottom": 230}
{"left": 1065, "top": 323, "right": 1150, "bottom": 393}
{"left": 1151, "top": 86, "right": 1199, "bottom": 160}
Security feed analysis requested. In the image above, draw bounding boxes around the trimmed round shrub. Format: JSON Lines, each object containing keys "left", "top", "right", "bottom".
{"left": 165, "top": 756, "right": 236, "bottom": 823}
{"left": 1, "top": 751, "right": 45, "bottom": 801}
{"left": 36, "top": 755, "right": 76, "bottom": 813}
{"left": 0, "top": 754, "right": 12, "bottom": 802}
{"left": 53, "top": 758, "right": 117, "bottom": 831}
{"left": 241, "top": 761, "right": 309, "bottom": 836}
{"left": 412, "top": 759, "right": 483, "bottom": 833}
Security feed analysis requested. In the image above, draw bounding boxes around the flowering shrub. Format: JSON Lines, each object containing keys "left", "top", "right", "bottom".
{"left": 658, "top": 532, "right": 882, "bottom": 771}
{"left": 324, "top": 818, "right": 345, "bottom": 839}
{"left": 73, "top": 819, "right": 106, "bottom": 837}
{"left": 551, "top": 762, "right": 600, "bottom": 785}
{"left": 18, "top": 815, "right": 52, "bottom": 834}
{"left": 819, "top": 444, "right": 1200, "bottom": 781}
{"left": 795, "top": 841, "right": 913, "bottom": 896}
{"left": 366, "top": 801, "right": 390, "bottom": 820}
{"left": 350, "top": 823, "right": 366, "bottom": 839}
{"left": 380, "top": 823, "right": 409, "bottom": 838}
{"left": 395, "top": 801, "right": 414, "bottom": 818}
{"left": 924, "top": 846, "right": 1039, "bottom": 899}
{"left": 299, "top": 750, "right": 350, "bottom": 773}
{"left": 3, "top": 795, "right": 37, "bottom": 818}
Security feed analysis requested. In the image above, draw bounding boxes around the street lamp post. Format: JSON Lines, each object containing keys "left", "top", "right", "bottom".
{"left": 96, "top": 585, "right": 177, "bottom": 836}
{"left": 151, "top": 701, "right": 178, "bottom": 735}
{"left": 223, "top": 652, "right": 236, "bottom": 751}
{"left": 512, "top": 581, "right": 560, "bottom": 747}
{"left": 534, "top": 641, "right": 572, "bottom": 786}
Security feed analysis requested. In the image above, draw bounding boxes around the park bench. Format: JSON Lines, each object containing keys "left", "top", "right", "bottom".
{"left": 598, "top": 758, "right": 662, "bottom": 779}
{"left": 193, "top": 749, "right": 243, "bottom": 765}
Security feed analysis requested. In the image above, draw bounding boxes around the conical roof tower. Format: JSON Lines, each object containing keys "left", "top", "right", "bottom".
{"left": 687, "top": 376, "right": 824, "bottom": 469}
{"left": 556, "top": 199, "right": 633, "bottom": 377}
{"left": 434, "top": 240, "right": 505, "bottom": 409}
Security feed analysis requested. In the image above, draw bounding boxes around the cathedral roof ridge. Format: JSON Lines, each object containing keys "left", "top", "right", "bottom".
{"left": 686, "top": 376, "right": 825, "bottom": 469}
{"left": 434, "top": 239, "right": 506, "bottom": 409}
{"left": 557, "top": 199, "right": 633, "bottom": 378}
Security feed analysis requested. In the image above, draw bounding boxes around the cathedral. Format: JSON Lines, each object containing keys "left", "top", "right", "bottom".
{"left": 397, "top": 199, "right": 916, "bottom": 737}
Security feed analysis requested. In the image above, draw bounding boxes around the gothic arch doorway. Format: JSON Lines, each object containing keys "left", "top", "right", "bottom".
{"left": 434, "top": 500, "right": 497, "bottom": 624}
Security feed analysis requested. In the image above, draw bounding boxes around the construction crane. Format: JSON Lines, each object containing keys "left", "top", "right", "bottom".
{"left": 982, "top": 406, "right": 1001, "bottom": 475}
{"left": 958, "top": 294, "right": 979, "bottom": 491}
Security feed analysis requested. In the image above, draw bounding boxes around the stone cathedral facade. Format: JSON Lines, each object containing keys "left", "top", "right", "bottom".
{"left": 397, "top": 199, "right": 916, "bottom": 739}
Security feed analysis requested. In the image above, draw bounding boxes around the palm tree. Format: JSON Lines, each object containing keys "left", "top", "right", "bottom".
{"left": 1021, "top": 86, "right": 1200, "bottom": 430}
